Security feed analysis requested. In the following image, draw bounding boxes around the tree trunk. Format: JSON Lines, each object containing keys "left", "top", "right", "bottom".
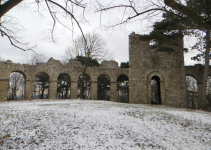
{"left": 181, "top": 35, "right": 187, "bottom": 108}
{"left": 41, "top": 88, "right": 44, "bottom": 99}
{"left": 0, "top": 0, "right": 23, "bottom": 18}
{"left": 65, "top": 86, "right": 68, "bottom": 98}
{"left": 201, "top": 29, "right": 210, "bottom": 109}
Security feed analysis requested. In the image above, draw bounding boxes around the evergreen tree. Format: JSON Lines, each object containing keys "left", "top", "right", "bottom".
{"left": 120, "top": 62, "right": 129, "bottom": 69}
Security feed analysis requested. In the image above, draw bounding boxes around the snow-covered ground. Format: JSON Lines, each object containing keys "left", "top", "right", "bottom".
{"left": 0, "top": 99, "right": 211, "bottom": 150}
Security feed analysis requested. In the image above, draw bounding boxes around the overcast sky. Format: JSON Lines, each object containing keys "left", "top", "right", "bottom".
{"left": 0, "top": 0, "right": 201, "bottom": 66}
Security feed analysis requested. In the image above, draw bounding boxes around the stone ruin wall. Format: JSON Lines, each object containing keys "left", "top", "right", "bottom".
{"left": 0, "top": 32, "right": 210, "bottom": 108}
{"left": 0, "top": 59, "right": 129, "bottom": 101}
{"left": 129, "top": 32, "right": 186, "bottom": 107}
{"left": 128, "top": 32, "right": 211, "bottom": 108}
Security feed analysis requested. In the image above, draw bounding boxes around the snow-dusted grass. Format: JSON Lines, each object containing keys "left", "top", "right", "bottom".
{"left": 0, "top": 99, "right": 211, "bottom": 149}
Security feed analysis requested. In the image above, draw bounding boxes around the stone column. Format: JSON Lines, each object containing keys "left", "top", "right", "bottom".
{"left": 0, "top": 79, "right": 9, "bottom": 101}
{"left": 197, "top": 83, "right": 203, "bottom": 109}
{"left": 110, "top": 82, "right": 117, "bottom": 102}
{"left": 25, "top": 80, "right": 33, "bottom": 100}
{"left": 147, "top": 80, "right": 151, "bottom": 104}
{"left": 49, "top": 81, "right": 57, "bottom": 99}
{"left": 70, "top": 81, "right": 78, "bottom": 99}
{"left": 91, "top": 82, "right": 97, "bottom": 100}
{"left": 160, "top": 81, "right": 165, "bottom": 105}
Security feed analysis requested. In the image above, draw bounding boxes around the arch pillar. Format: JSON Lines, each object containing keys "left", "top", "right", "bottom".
{"left": 91, "top": 81, "right": 97, "bottom": 100}
{"left": 49, "top": 80, "right": 57, "bottom": 99}
{"left": 0, "top": 79, "right": 9, "bottom": 101}
{"left": 25, "top": 80, "right": 33, "bottom": 100}
{"left": 70, "top": 81, "right": 78, "bottom": 99}
{"left": 110, "top": 82, "right": 117, "bottom": 102}
{"left": 197, "top": 82, "right": 203, "bottom": 108}
{"left": 160, "top": 81, "right": 165, "bottom": 104}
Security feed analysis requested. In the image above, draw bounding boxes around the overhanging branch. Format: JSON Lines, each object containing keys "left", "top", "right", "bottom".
{"left": 0, "top": 0, "right": 23, "bottom": 18}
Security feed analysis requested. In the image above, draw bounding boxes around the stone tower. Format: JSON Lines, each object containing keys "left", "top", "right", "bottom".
{"left": 129, "top": 32, "right": 186, "bottom": 107}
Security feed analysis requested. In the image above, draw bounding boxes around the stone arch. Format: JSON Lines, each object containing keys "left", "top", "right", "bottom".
{"left": 97, "top": 74, "right": 110, "bottom": 100}
{"left": 147, "top": 72, "right": 165, "bottom": 104}
{"left": 117, "top": 74, "right": 129, "bottom": 103}
{"left": 7, "top": 71, "right": 26, "bottom": 100}
{"left": 186, "top": 75, "right": 198, "bottom": 109}
{"left": 147, "top": 71, "right": 165, "bottom": 81}
{"left": 186, "top": 75, "right": 198, "bottom": 91}
{"left": 57, "top": 73, "right": 71, "bottom": 99}
{"left": 78, "top": 74, "right": 91, "bottom": 99}
{"left": 33, "top": 72, "right": 50, "bottom": 99}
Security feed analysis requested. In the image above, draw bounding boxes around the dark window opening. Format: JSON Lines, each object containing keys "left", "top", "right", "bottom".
{"left": 117, "top": 74, "right": 129, "bottom": 103}
{"left": 8, "top": 72, "right": 25, "bottom": 100}
{"left": 97, "top": 74, "right": 110, "bottom": 100}
{"left": 57, "top": 73, "right": 70, "bottom": 99}
{"left": 77, "top": 74, "right": 91, "bottom": 99}
{"left": 33, "top": 72, "right": 49, "bottom": 99}
{"left": 151, "top": 76, "right": 161, "bottom": 104}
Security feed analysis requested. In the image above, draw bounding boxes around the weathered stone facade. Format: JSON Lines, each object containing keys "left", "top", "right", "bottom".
{"left": 0, "top": 59, "right": 128, "bottom": 102}
{"left": 128, "top": 32, "right": 211, "bottom": 107}
{"left": 0, "top": 32, "right": 210, "bottom": 108}
{"left": 129, "top": 32, "right": 186, "bottom": 107}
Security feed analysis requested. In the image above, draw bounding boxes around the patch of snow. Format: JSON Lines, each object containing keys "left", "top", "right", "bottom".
{"left": 0, "top": 100, "right": 211, "bottom": 149}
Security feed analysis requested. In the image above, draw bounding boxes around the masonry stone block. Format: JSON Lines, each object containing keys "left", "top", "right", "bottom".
{"left": 25, "top": 81, "right": 33, "bottom": 100}
{"left": 110, "top": 82, "right": 117, "bottom": 102}
{"left": 49, "top": 81, "right": 57, "bottom": 99}
{"left": 0, "top": 80, "right": 9, "bottom": 101}
{"left": 91, "top": 82, "right": 97, "bottom": 100}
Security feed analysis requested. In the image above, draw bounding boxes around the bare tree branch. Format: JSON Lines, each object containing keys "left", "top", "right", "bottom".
{"left": 47, "top": 0, "right": 86, "bottom": 43}
{"left": 0, "top": 23, "right": 36, "bottom": 51}
{"left": 45, "top": 0, "right": 56, "bottom": 42}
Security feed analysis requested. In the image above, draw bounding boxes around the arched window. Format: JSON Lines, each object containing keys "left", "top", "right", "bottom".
{"left": 151, "top": 76, "right": 161, "bottom": 104}
{"left": 97, "top": 74, "right": 110, "bottom": 100}
{"left": 117, "top": 74, "right": 129, "bottom": 103}
{"left": 186, "top": 75, "right": 198, "bottom": 109}
{"left": 77, "top": 74, "right": 91, "bottom": 99}
{"left": 8, "top": 72, "right": 25, "bottom": 100}
{"left": 57, "top": 73, "right": 70, "bottom": 99}
{"left": 33, "top": 72, "right": 49, "bottom": 99}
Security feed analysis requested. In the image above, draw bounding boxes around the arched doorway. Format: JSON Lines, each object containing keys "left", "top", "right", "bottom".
{"left": 117, "top": 74, "right": 129, "bottom": 103}
{"left": 186, "top": 75, "right": 198, "bottom": 109}
{"left": 77, "top": 74, "right": 91, "bottom": 99}
{"left": 57, "top": 73, "right": 70, "bottom": 99}
{"left": 33, "top": 72, "right": 49, "bottom": 99}
{"left": 97, "top": 74, "right": 110, "bottom": 100}
{"left": 151, "top": 76, "right": 161, "bottom": 104}
{"left": 7, "top": 72, "right": 25, "bottom": 100}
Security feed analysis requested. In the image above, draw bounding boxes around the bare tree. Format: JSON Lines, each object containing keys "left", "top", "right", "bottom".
{"left": 57, "top": 73, "right": 70, "bottom": 99}
{"left": 0, "top": 0, "right": 88, "bottom": 51}
{"left": 21, "top": 53, "right": 48, "bottom": 99}
{"left": 8, "top": 72, "right": 25, "bottom": 100}
{"left": 64, "top": 32, "right": 112, "bottom": 99}
{"left": 34, "top": 72, "right": 49, "bottom": 99}
{"left": 22, "top": 53, "right": 47, "bottom": 65}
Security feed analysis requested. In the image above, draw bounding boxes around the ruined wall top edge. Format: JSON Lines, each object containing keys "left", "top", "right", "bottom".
{"left": 0, "top": 58, "right": 120, "bottom": 69}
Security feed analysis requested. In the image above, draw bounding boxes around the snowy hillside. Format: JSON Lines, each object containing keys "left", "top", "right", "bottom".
{"left": 0, "top": 100, "right": 211, "bottom": 149}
